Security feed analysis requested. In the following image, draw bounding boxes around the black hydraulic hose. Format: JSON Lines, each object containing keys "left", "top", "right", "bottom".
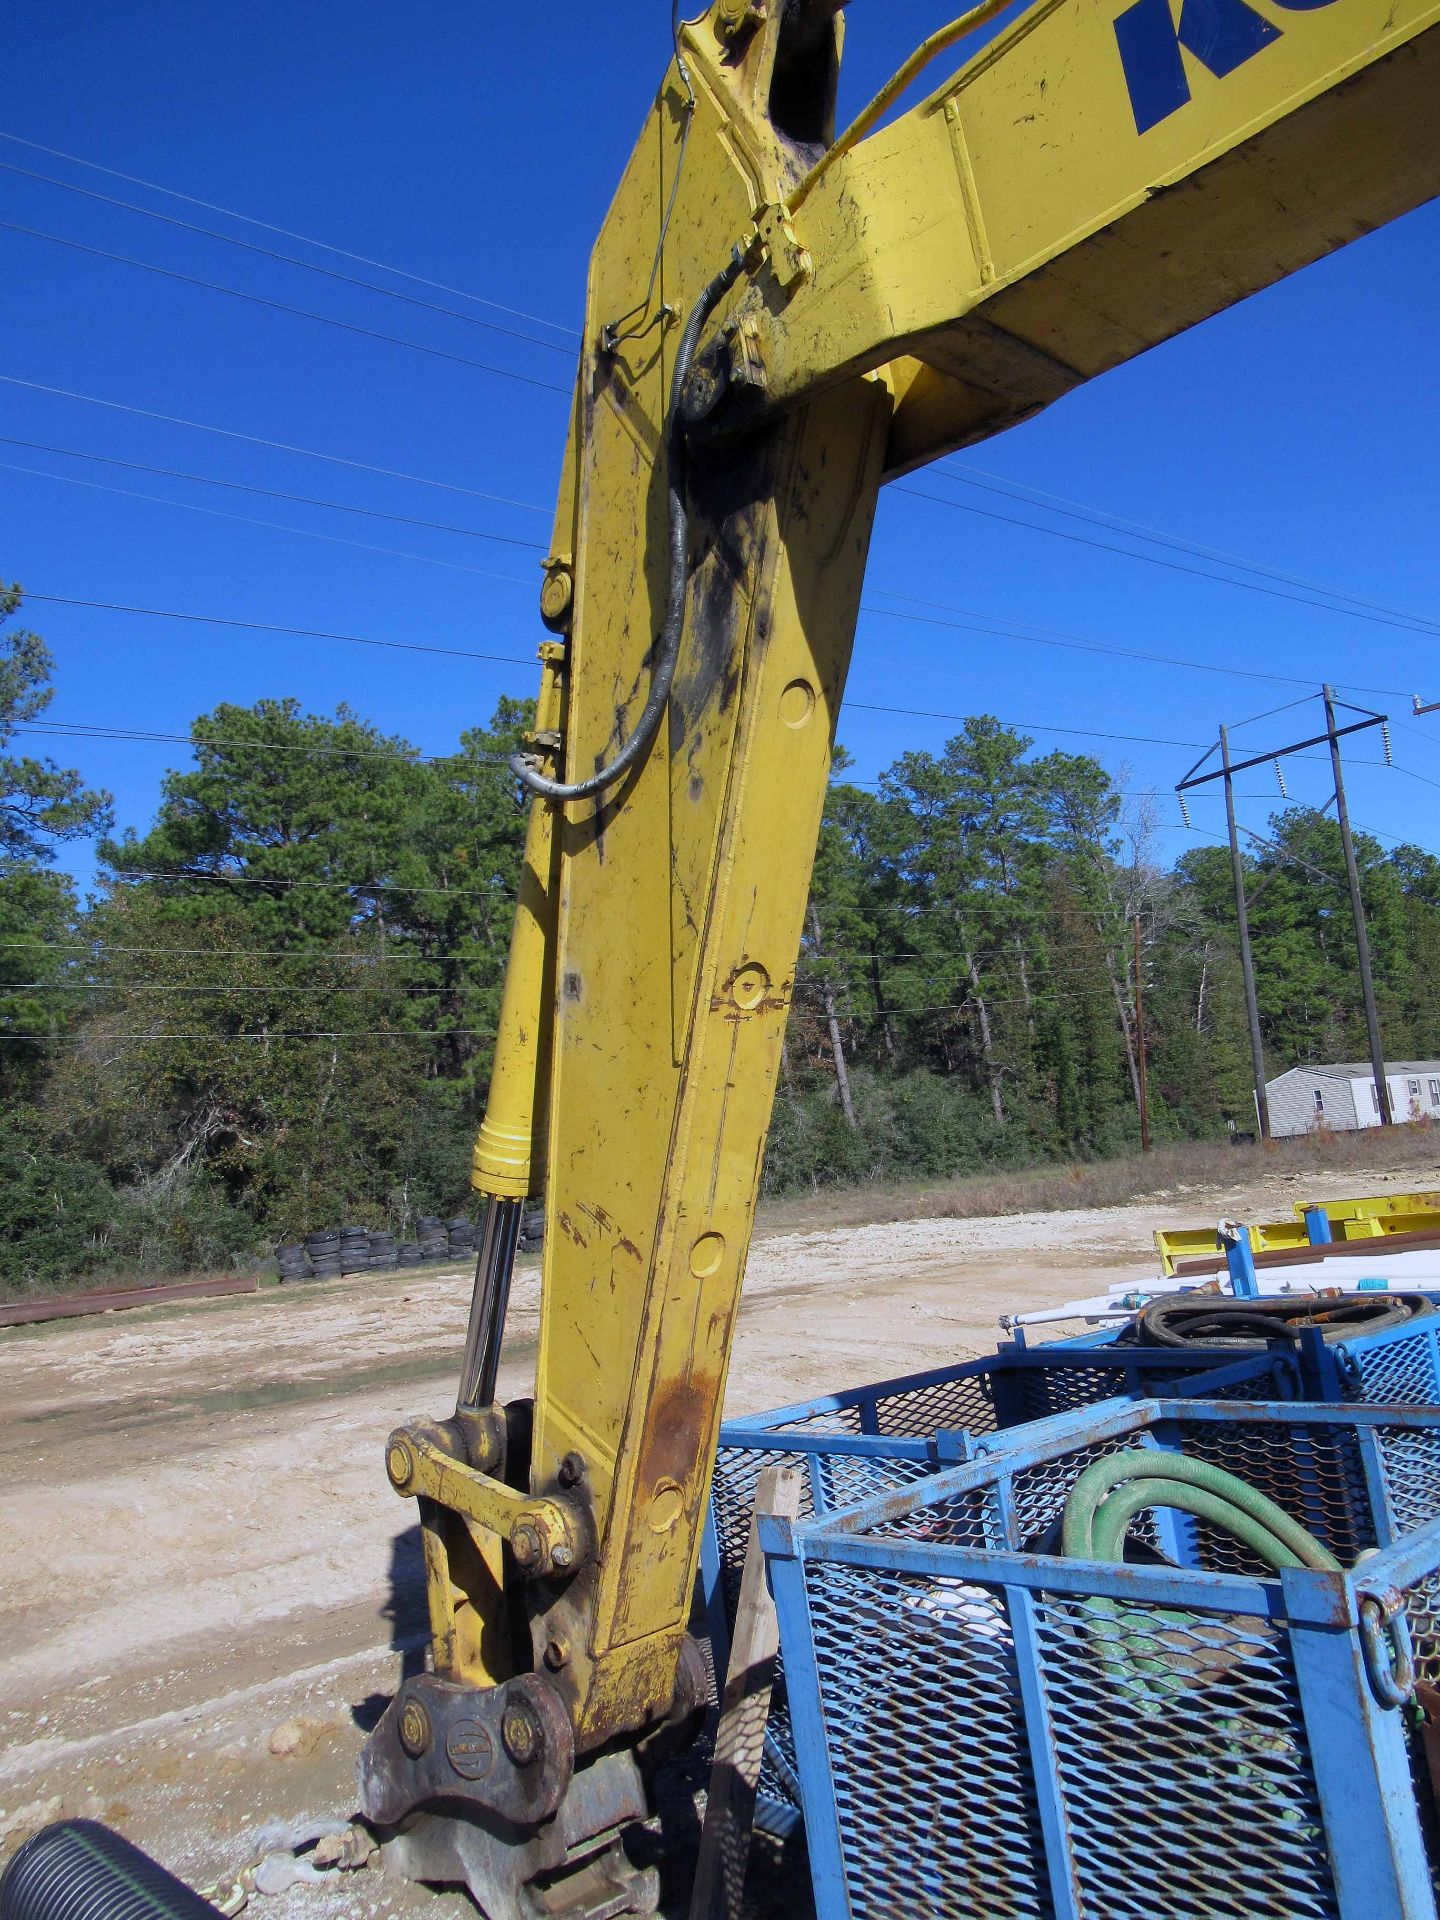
{"left": 0, "top": 1822, "right": 223, "bottom": 1920}
{"left": 511, "top": 251, "right": 744, "bottom": 803}
{"left": 1137, "top": 1291, "right": 1433, "bottom": 1349}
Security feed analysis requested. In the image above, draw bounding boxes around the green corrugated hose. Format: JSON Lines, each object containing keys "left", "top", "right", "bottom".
{"left": 1061, "top": 1451, "right": 1343, "bottom": 1572}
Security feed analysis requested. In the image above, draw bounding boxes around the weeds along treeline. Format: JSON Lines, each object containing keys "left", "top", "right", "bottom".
{"left": 3, "top": 584, "right": 1440, "bottom": 1294}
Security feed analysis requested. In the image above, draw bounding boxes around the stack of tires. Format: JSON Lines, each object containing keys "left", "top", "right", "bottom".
{"left": 339, "top": 1226, "right": 371, "bottom": 1275}
{"left": 307, "top": 1229, "right": 342, "bottom": 1280}
{"left": 447, "top": 1216, "right": 476, "bottom": 1260}
{"left": 416, "top": 1217, "right": 449, "bottom": 1264}
{"left": 396, "top": 1241, "right": 422, "bottom": 1268}
{"left": 276, "top": 1243, "right": 311, "bottom": 1285}
{"left": 519, "top": 1207, "right": 545, "bottom": 1254}
{"left": 369, "top": 1230, "right": 398, "bottom": 1274}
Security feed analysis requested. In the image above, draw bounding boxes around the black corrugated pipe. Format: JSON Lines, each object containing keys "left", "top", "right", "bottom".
{"left": 0, "top": 1822, "right": 223, "bottom": 1920}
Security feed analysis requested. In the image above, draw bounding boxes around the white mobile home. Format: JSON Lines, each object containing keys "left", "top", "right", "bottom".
{"left": 1265, "top": 1060, "right": 1440, "bottom": 1137}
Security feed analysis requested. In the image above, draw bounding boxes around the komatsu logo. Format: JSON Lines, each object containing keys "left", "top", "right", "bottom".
{"left": 1114, "top": 0, "right": 1342, "bottom": 134}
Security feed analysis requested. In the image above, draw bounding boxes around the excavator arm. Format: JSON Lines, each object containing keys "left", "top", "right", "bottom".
{"left": 358, "top": 2, "right": 1440, "bottom": 1911}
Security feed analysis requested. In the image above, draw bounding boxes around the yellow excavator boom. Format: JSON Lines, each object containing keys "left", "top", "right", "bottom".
{"left": 357, "top": 4, "right": 1440, "bottom": 1911}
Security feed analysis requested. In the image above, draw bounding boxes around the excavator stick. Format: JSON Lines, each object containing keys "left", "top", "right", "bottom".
{"left": 357, "top": 0, "right": 1440, "bottom": 1912}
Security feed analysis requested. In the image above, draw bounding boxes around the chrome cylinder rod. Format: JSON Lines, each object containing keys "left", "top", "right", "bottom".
{"left": 455, "top": 1194, "right": 525, "bottom": 1413}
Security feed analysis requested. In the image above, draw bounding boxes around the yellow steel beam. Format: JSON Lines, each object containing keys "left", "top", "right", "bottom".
{"left": 700, "top": 0, "right": 1440, "bottom": 472}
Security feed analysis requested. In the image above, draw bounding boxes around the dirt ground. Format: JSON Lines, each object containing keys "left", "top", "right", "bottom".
{"left": 4, "top": 1155, "right": 1433, "bottom": 1916}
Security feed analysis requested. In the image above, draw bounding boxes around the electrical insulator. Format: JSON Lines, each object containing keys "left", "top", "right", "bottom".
{"left": 1382, "top": 722, "right": 1394, "bottom": 766}
{"left": 1178, "top": 792, "right": 1192, "bottom": 830}
{"left": 1274, "top": 760, "right": 1288, "bottom": 799}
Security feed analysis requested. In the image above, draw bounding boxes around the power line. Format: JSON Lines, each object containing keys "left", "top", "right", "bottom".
{"left": 0, "top": 437, "right": 549, "bottom": 552}
{"left": 847, "top": 700, "right": 1206, "bottom": 750}
{"left": 0, "top": 375, "right": 551, "bottom": 514}
{"left": 0, "top": 129, "right": 579, "bottom": 339}
{"left": 896, "top": 480, "right": 1440, "bottom": 642}
{"left": 8, "top": 717, "right": 521, "bottom": 769}
{"left": 0, "top": 220, "right": 572, "bottom": 395}
{"left": 1, "top": 937, "right": 508, "bottom": 961}
{"left": 25, "top": 593, "right": 537, "bottom": 669}
{"left": 8, "top": 1027, "right": 495, "bottom": 1047}
{"left": 942, "top": 462, "right": 1440, "bottom": 636}
{"left": 11, "top": 981, "right": 490, "bottom": 996}
{"left": 0, "top": 936, "right": 506, "bottom": 960}
{"left": 859, "top": 595, "right": 1410, "bottom": 702}
{"left": 7, "top": 383, "right": 1415, "bottom": 705}
{"left": 0, "top": 458, "right": 536, "bottom": 585}
{"left": 96, "top": 867, "right": 519, "bottom": 902}
{"left": 0, "top": 158, "right": 575, "bottom": 357}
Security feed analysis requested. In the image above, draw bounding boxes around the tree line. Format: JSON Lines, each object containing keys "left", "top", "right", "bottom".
{"left": 3, "top": 585, "right": 1438, "bottom": 1293}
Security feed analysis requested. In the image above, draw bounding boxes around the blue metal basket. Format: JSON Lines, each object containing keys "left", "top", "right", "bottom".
{"left": 761, "top": 1397, "right": 1440, "bottom": 1920}
{"left": 703, "top": 1338, "right": 1290, "bottom": 1830}
{"left": 1338, "top": 1309, "right": 1440, "bottom": 1406}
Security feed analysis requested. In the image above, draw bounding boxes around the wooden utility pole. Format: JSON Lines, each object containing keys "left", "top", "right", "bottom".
{"left": 1133, "top": 915, "right": 1150, "bottom": 1153}
{"left": 1220, "top": 725, "right": 1271, "bottom": 1139}
{"left": 1324, "top": 685, "right": 1392, "bottom": 1125}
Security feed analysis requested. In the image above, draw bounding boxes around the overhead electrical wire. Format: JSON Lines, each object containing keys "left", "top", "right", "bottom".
{"left": 9, "top": 1027, "right": 495, "bottom": 1047}
{"left": 0, "top": 438, "right": 549, "bottom": 552}
{"left": 0, "top": 458, "right": 536, "bottom": 586}
{"left": 25, "top": 594, "right": 537, "bottom": 669}
{"left": 0, "top": 159, "right": 576, "bottom": 357}
{"left": 0, "top": 937, "right": 511, "bottom": 961}
{"left": 847, "top": 700, "right": 1207, "bottom": 750}
{"left": 8, "top": 718, "right": 517, "bottom": 768}
{"left": 0, "top": 375, "right": 551, "bottom": 514}
{"left": 30, "top": 568, "right": 1396, "bottom": 706}
{"left": 898, "top": 479, "right": 1440, "bottom": 640}
{"left": 94, "top": 868, "right": 518, "bottom": 902}
{"left": 0, "top": 220, "right": 572, "bottom": 395}
{"left": 12, "top": 980, "right": 491, "bottom": 997}
{"left": 859, "top": 596, "right": 1358, "bottom": 693}
{"left": 942, "top": 462, "right": 1440, "bottom": 635}
{"left": 0, "top": 128, "right": 580, "bottom": 339}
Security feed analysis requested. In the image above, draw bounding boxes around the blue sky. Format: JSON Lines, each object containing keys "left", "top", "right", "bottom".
{"left": 5, "top": 0, "right": 1438, "bottom": 893}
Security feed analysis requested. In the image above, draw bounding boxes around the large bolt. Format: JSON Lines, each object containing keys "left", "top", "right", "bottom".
{"left": 501, "top": 1704, "right": 542, "bottom": 1767}
{"left": 539, "top": 565, "right": 573, "bottom": 632}
{"left": 544, "top": 1637, "right": 571, "bottom": 1672}
{"left": 398, "top": 1697, "right": 432, "bottom": 1758}
{"left": 510, "top": 1520, "right": 543, "bottom": 1570}
{"left": 716, "top": 0, "right": 766, "bottom": 38}
{"left": 558, "top": 1451, "right": 586, "bottom": 1489}
{"left": 386, "top": 1438, "right": 416, "bottom": 1492}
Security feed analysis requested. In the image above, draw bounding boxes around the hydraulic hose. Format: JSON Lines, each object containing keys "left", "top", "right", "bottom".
{"left": 512, "top": 251, "right": 744, "bottom": 804}
{"left": 0, "top": 1822, "right": 223, "bottom": 1920}
{"left": 1137, "top": 1292, "right": 1431, "bottom": 1350}
{"left": 1060, "top": 1449, "right": 1417, "bottom": 1707}
{"left": 1061, "top": 1451, "right": 1342, "bottom": 1573}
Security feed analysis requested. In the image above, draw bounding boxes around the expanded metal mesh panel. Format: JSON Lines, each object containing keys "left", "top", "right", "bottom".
{"left": 867, "top": 1481, "right": 1006, "bottom": 1550}
{"left": 804, "top": 1560, "right": 1052, "bottom": 1920}
{"left": 1009, "top": 1434, "right": 1165, "bottom": 1555}
{"left": 1010, "top": 1362, "right": 1139, "bottom": 1422}
{"left": 712, "top": 1442, "right": 937, "bottom": 1817}
{"left": 711, "top": 1442, "right": 937, "bottom": 1602}
{"left": 1348, "top": 1330, "right": 1440, "bottom": 1408}
{"left": 1034, "top": 1592, "right": 1339, "bottom": 1920}
{"left": 768, "top": 1404, "right": 866, "bottom": 1436}
{"left": 871, "top": 1369, "right": 1000, "bottom": 1439}
{"left": 1404, "top": 1566, "right": 1440, "bottom": 1692}
{"left": 711, "top": 1445, "right": 814, "bottom": 1622}
{"left": 1374, "top": 1425, "right": 1440, "bottom": 1536}
{"left": 1174, "top": 1419, "right": 1377, "bottom": 1573}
